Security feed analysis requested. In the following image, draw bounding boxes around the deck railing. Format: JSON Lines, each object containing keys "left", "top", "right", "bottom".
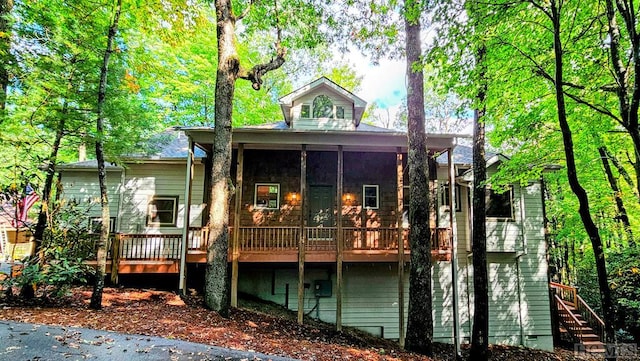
{"left": 117, "top": 234, "right": 182, "bottom": 260}
{"left": 98, "top": 226, "right": 452, "bottom": 261}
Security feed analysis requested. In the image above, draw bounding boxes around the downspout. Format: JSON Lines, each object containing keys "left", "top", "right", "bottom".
{"left": 448, "top": 146, "right": 461, "bottom": 359}
{"left": 515, "top": 183, "right": 529, "bottom": 347}
{"left": 179, "top": 139, "right": 194, "bottom": 294}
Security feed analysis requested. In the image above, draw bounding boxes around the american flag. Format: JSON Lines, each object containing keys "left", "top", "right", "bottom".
{"left": 14, "top": 184, "right": 39, "bottom": 228}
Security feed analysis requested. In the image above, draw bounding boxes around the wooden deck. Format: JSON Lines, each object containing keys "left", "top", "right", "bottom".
{"left": 98, "top": 227, "right": 452, "bottom": 274}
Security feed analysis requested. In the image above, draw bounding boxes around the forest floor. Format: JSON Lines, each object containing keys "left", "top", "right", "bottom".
{"left": 0, "top": 286, "right": 612, "bottom": 361}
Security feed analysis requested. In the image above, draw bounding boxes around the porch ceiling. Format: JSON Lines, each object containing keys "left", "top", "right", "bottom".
{"left": 183, "top": 127, "right": 457, "bottom": 153}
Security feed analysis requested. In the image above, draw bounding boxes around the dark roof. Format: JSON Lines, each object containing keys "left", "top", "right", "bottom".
{"left": 436, "top": 144, "right": 496, "bottom": 165}
{"left": 134, "top": 130, "right": 207, "bottom": 159}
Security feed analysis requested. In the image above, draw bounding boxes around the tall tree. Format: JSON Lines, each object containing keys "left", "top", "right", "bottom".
{"left": 403, "top": 0, "right": 433, "bottom": 355}
{"left": 90, "top": 0, "right": 122, "bottom": 310}
{"left": 469, "top": 41, "right": 489, "bottom": 361}
{"left": 0, "top": 0, "right": 12, "bottom": 115}
{"left": 205, "top": 0, "right": 327, "bottom": 315}
{"left": 540, "top": 0, "right": 616, "bottom": 348}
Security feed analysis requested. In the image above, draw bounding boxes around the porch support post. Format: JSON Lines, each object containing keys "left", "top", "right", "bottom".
{"left": 231, "top": 144, "right": 244, "bottom": 308}
{"left": 396, "top": 147, "right": 405, "bottom": 348}
{"left": 336, "top": 145, "right": 344, "bottom": 332}
{"left": 298, "top": 145, "right": 307, "bottom": 325}
{"left": 448, "top": 146, "right": 461, "bottom": 358}
{"left": 179, "top": 139, "right": 194, "bottom": 295}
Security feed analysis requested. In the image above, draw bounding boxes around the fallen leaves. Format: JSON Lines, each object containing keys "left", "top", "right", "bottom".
{"left": 0, "top": 287, "right": 605, "bottom": 361}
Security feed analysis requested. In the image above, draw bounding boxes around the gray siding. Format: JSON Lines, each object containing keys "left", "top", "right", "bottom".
{"left": 60, "top": 170, "right": 122, "bottom": 228}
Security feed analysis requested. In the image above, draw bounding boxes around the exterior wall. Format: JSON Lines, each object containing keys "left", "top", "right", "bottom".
{"left": 290, "top": 87, "right": 355, "bottom": 130}
{"left": 60, "top": 162, "right": 205, "bottom": 234}
{"left": 233, "top": 150, "right": 402, "bottom": 229}
{"left": 60, "top": 169, "right": 122, "bottom": 229}
{"left": 119, "top": 162, "right": 205, "bottom": 234}
{"left": 461, "top": 180, "right": 553, "bottom": 351}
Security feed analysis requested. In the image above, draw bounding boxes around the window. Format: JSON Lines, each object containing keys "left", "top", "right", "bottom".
{"left": 147, "top": 196, "right": 179, "bottom": 226}
{"left": 255, "top": 183, "right": 280, "bottom": 209}
{"left": 486, "top": 188, "right": 513, "bottom": 219}
{"left": 336, "top": 106, "right": 345, "bottom": 119}
{"left": 402, "top": 185, "right": 410, "bottom": 227}
{"left": 301, "top": 104, "right": 310, "bottom": 118}
{"left": 441, "top": 184, "right": 462, "bottom": 212}
{"left": 363, "top": 185, "right": 379, "bottom": 209}
{"left": 89, "top": 217, "right": 116, "bottom": 233}
{"left": 313, "top": 95, "right": 334, "bottom": 118}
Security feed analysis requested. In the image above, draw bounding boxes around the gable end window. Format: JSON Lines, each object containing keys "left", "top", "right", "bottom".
{"left": 301, "top": 104, "right": 310, "bottom": 118}
{"left": 313, "top": 95, "right": 334, "bottom": 118}
{"left": 486, "top": 188, "right": 513, "bottom": 219}
{"left": 255, "top": 183, "right": 280, "bottom": 209}
{"left": 147, "top": 196, "right": 179, "bottom": 227}
{"left": 363, "top": 184, "right": 379, "bottom": 209}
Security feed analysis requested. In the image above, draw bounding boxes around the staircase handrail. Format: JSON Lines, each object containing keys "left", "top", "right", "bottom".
{"left": 554, "top": 294, "right": 583, "bottom": 343}
{"left": 576, "top": 294, "right": 605, "bottom": 341}
{"left": 550, "top": 282, "right": 577, "bottom": 306}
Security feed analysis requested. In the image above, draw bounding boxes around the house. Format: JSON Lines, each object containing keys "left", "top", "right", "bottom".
{"left": 57, "top": 77, "right": 554, "bottom": 351}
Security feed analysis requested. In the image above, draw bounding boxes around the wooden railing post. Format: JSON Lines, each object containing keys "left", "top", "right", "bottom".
{"left": 110, "top": 233, "right": 120, "bottom": 285}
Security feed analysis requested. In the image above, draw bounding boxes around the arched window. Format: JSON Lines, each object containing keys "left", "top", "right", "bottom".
{"left": 313, "top": 95, "right": 333, "bottom": 118}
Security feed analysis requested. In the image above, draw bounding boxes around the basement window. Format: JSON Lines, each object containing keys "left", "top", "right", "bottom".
{"left": 255, "top": 183, "right": 280, "bottom": 209}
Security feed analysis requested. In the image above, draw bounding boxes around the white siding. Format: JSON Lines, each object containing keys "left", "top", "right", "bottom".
{"left": 60, "top": 170, "right": 122, "bottom": 229}
{"left": 119, "top": 163, "right": 205, "bottom": 234}
{"left": 290, "top": 87, "right": 355, "bottom": 130}
{"left": 60, "top": 162, "right": 206, "bottom": 235}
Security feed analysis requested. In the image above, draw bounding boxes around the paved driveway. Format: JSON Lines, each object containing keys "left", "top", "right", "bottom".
{"left": 0, "top": 320, "right": 298, "bottom": 361}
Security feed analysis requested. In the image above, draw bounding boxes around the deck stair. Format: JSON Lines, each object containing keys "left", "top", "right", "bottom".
{"left": 550, "top": 282, "right": 605, "bottom": 353}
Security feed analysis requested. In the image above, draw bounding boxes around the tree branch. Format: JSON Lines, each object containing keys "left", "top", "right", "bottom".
{"left": 235, "top": 0, "right": 255, "bottom": 21}
{"left": 238, "top": 43, "right": 286, "bottom": 90}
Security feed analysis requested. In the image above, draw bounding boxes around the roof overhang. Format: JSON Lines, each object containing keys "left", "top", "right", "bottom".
{"left": 184, "top": 127, "right": 457, "bottom": 154}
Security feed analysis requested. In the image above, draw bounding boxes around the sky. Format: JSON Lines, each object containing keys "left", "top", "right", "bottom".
{"left": 349, "top": 53, "right": 407, "bottom": 126}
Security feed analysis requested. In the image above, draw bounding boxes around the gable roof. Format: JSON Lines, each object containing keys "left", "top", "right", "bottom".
{"left": 279, "top": 77, "right": 368, "bottom": 126}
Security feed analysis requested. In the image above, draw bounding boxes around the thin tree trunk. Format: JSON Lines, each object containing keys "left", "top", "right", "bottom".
{"left": 0, "top": 0, "right": 13, "bottom": 117}
{"left": 90, "top": 0, "right": 122, "bottom": 310}
{"left": 404, "top": 0, "right": 433, "bottom": 355}
{"left": 604, "top": 0, "right": 640, "bottom": 199}
{"left": 34, "top": 106, "right": 67, "bottom": 244}
{"left": 598, "top": 146, "right": 634, "bottom": 245}
{"left": 469, "top": 41, "right": 489, "bottom": 361}
{"left": 607, "top": 150, "right": 640, "bottom": 203}
{"left": 549, "top": 0, "right": 616, "bottom": 350}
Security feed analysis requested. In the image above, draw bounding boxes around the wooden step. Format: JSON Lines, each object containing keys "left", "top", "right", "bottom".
{"left": 580, "top": 333, "right": 601, "bottom": 342}
{"left": 581, "top": 340, "right": 606, "bottom": 353}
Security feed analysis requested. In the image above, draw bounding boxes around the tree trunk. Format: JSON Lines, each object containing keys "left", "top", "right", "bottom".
{"left": 469, "top": 42, "right": 489, "bottom": 361}
{"left": 0, "top": 0, "right": 13, "bottom": 117}
{"left": 604, "top": 0, "right": 640, "bottom": 199}
{"left": 204, "top": 0, "right": 286, "bottom": 316}
{"left": 204, "top": 0, "right": 237, "bottom": 317}
{"left": 598, "top": 146, "right": 634, "bottom": 245}
{"left": 90, "top": 0, "right": 122, "bottom": 310}
{"left": 403, "top": 1, "right": 433, "bottom": 355}
{"left": 550, "top": 0, "right": 616, "bottom": 350}
{"left": 34, "top": 109, "right": 67, "bottom": 244}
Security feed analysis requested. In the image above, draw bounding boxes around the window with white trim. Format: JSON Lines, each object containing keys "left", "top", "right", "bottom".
{"left": 486, "top": 187, "right": 513, "bottom": 219}
{"left": 441, "top": 184, "right": 462, "bottom": 212}
{"left": 363, "top": 184, "right": 379, "bottom": 209}
{"left": 301, "top": 104, "right": 310, "bottom": 118}
{"left": 254, "top": 183, "right": 280, "bottom": 209}
{"left": 89, "top": 217, "right": 116, "bottom": 233}
{"left": 147, "top": 196, "right": 179, "bottom": 227}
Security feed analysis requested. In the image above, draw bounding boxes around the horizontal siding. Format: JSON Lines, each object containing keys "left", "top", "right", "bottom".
{"left": 120, "top": 163, "right": 205, "bottom": 234}
{"left": 60, "top": 170, "right": 122, "bottom": 225}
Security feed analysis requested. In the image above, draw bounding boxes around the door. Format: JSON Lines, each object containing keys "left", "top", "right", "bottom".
{"left": 308, "top": 185, "right": 334, "bottom": 240}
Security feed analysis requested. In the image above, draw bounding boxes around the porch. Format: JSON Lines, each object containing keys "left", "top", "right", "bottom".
{"left": 101, "top": 226, "right": 452, "bottom": 275}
